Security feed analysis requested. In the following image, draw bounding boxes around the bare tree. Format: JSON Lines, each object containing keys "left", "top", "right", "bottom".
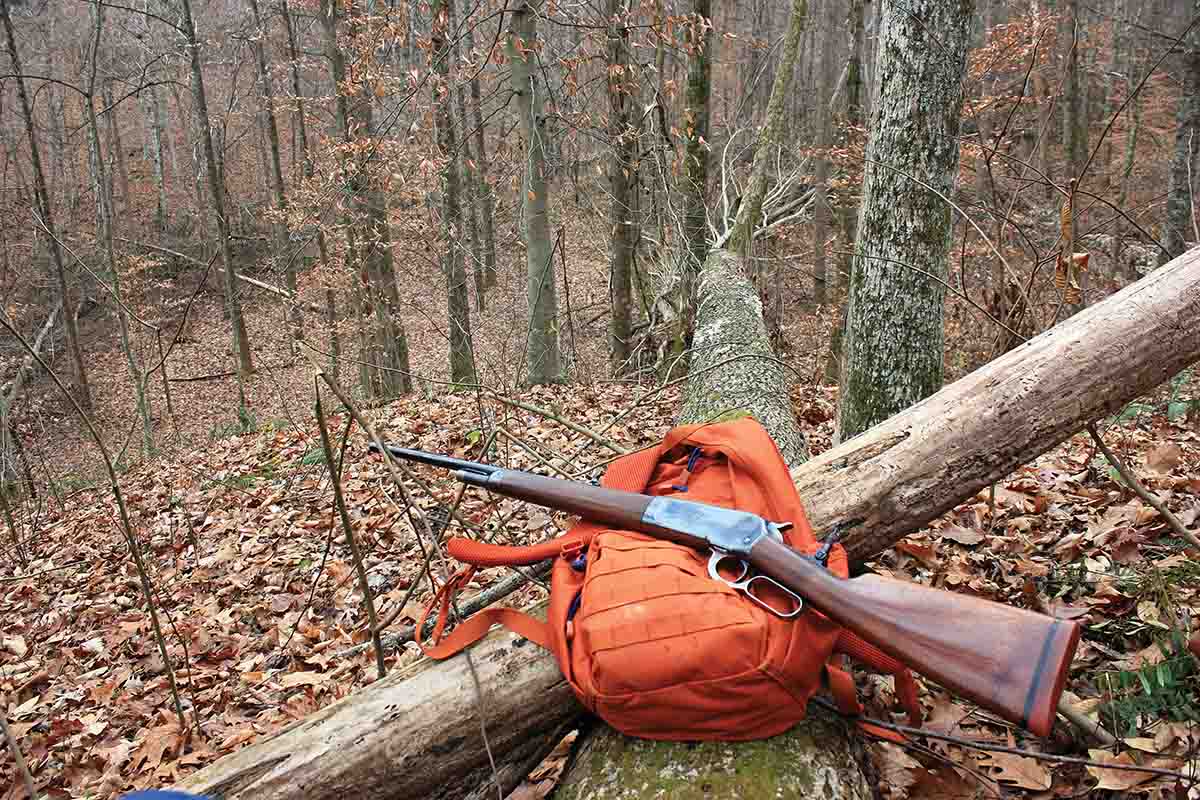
{"left": 432, "top": 0, "right": 474, "bottom": 383}
{"left": 507, "top": 0, "right": 561, "bottom": 385}
{"left": 247, "top": 0, "right": 303, "bottom": 346}
{"left": 178, "top": 0, "right": 255, "bottom": 401}
{"left": 1, "top": 0, "right": 95, "bottom": 415}
{"left": 606, "top": 0, "right": 636, "bottom": 374}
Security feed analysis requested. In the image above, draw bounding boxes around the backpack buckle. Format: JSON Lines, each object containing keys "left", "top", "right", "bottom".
{"left": 560, "top": 539, "right": 585, "bottom": 562}
{"left": 670, "top": 446, "right": 705, "bottom": 493}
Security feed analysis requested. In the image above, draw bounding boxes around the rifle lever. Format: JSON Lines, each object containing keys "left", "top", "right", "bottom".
{"left": 707, "top": 550, "right": 805, "bottom": 618}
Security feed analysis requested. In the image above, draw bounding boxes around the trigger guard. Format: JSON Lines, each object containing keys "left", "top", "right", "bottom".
{"left": 707, "top": 549, "right": 749, "bottom": 583}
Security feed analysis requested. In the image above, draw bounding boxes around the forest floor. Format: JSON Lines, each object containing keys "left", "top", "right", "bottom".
{"left": 1, "top": 204, "right": 1199, "bottom": 798}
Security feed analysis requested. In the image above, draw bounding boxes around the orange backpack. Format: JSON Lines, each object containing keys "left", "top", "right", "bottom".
{"left": 420, "top": 418, "right": 921, "bottom": 741}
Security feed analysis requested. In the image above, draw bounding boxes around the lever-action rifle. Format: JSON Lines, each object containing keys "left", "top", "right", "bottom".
{"left": 371, "top": 443, "right": 1081, "bottom": 738}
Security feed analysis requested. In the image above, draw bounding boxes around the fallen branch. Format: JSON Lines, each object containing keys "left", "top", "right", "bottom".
{"left": 1086, "top": 421, "right": 1200, "bottom": 549}
{"left": 491, "top": 395, "right": 626, "bottom": 455}
{"left": 334, "top": 561, "right": 552, "bottom": 659}
{"left": 1, "top": 710, "right": 37, "bottom": 800}
{"left": 116, "top": 237, "right": 325, "bottom": 314}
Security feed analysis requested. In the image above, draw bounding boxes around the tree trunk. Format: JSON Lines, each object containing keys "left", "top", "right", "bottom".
{"left": 102, "top": 83, "right": 130, "bottom": 213}
{"left": 447, "top": 0, "right": 484, "bottom": 314}
{"left": 247, "top": 0, "right": 303, "bottom": 347}
{"left": 141, "top": 87, "right": 169, "bottom": 232}
{"left": 727, "top": 0, "right": 806, "bottom": 343}
{"left": 607, "top": 0, "right": 636, "bottom": 375}
{"left": 178, "top": 0, "right": 254, "bottom": 394}
{"left": 679, "top": 249, "right": 808, "bottom": 465}
{"left": 507, "top": 0, "right": 561, "bottom": 385}
{"left": 459, "top": 0, "right": 497, "bottom": 290}
{"left": 1, "top": 0, "right": 94, "bottom": 416}
{"left": 171, "top": 244, "right": 1200, "bottom": 800}
{"left": 84, "top": 3, "right": 154, "bottom": 456}
{"left": 678, "top": 0, "right": 713, "bottom": 352}
{"left": 349, "top": 0, "right": 410, "bottom": 398}
{"left": 320, "top": 0, "right": 411, "bottom": 398}
{"left": 837, "top": 0, "right": 973, "bottom": 442}
{"left": 432, "top": 0, "right": 475, "bottom": 384}
{"left": 1160, "top": 45, "right": 1200, "bottom": 266}
{"left": 281, "top": 0, "right": 337, "bottom": 374}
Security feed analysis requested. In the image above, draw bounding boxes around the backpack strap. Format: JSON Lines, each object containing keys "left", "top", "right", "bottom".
{"left": 417, "top": 443, "right": 666, "bottom": 659}
{"left": 825, "top": 629, "right": 923, "bottom": 743}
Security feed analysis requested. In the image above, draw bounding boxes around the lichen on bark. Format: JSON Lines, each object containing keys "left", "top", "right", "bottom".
{"left": 837, "top": 0, "right": 974, "bottom": 442}
{"left": 679, "top": 249, "right": 807, "bottom": 466}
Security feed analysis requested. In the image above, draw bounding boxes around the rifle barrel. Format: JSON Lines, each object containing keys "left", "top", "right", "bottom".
{"left": 370, "top": 444, "right": 499, "bottom": 476}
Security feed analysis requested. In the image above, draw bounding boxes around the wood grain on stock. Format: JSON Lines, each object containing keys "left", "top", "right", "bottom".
{"left": 748, "top": 536, "right": 1081, "bottom": 737}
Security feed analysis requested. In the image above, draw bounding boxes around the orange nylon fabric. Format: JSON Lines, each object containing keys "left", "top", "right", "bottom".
{"left": 417, "top": 418, "right": 920, "bottom": 741}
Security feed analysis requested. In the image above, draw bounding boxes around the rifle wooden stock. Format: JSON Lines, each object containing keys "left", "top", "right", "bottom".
{"left": 748, "top": 536, "right": 1080, "bottom": 737}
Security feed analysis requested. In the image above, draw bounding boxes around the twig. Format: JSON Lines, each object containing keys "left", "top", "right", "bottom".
{"left": 1, "top": 709, "right": 37, "bottom": 800}
{"left": 315, "top": 382, "right": 387, "bottom": 678}
{"left": 333, "top": 561, "right": 552, "bottom": 658}
{"left": 497, "top": 427, "right": 572, "bottom": 477}
{"left": 491, "top": 395, "right": 626, "bottom": 454}
{"left": 0, "top": 559, "right": 87, "bottom": 583}
{"left": 301, "top": 352, "right": 445, "bottom": 603}
{"left": 1087, "top": 422, "right": 1200, "bottom": 549}
{"left": 1057, "top": 697, "right": 1118, "bottom": 746}
{"left": 810, "top": 697, "right": 1196, "bottom": 784}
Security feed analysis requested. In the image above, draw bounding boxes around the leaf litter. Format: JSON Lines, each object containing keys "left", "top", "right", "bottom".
{"left": 1, "top": 381, "right": 1197, "bottom": 799}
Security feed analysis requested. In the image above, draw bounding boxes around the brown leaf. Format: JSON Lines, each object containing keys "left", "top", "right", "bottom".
{"left": 129, "top": 725, "right": 180, "bottom": 775}
{"left": 873, "top": 742, "right": 921, "bottom": 793}
{"left": 895, "top": 540, "right": 939, "bottom": 568}
{"left": 938, "top": 524, "right": 984, "bottom": 546}
{"left": 981, "top": 751, "right": 1051, "bottom": 790}
{"left": 279, "top": 670, "right": 328, "bottom": 688}
{"left": 1146, "top": 443, "right": 1183, "bottom": 476}
{"left": 1085, "top": 749, "right": 1155, "bottom": 791}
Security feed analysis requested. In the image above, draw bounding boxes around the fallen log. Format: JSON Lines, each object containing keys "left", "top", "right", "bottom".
{"left": 801, "top": 244, "right": 1200, "bottom": 563}
{"left": 180, "top": 611, "right": 581, "bottom": 800}
{"left": 177, "top": 245, "right": 1200, "bottom": 800}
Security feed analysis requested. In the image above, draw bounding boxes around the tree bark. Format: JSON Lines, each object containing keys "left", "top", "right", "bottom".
{"left": 180, "top": 606, "right": 580, "bottom": 800}
{"left": 507, "top": 0, "right": 561, "bottom": 385}
{"left": 837, "top": 0, "right": 973, "bottom": 442}
{"left": 1, "top": 0, "right": 94, "bottom": 416}
{"left": 606, "top": 0, "right": 636, "bottom": 375}
{"left": 167, "top": 245, "right": 1200, "bottom": 799}
{"left": 678, "top": 0, "right": 713, "bottom": 354}
{"left": 432, "top": 0, "right": 475, "bottom": 384}
{"left": 178, "top": 0, "right": 255, "bottom": 393}
{"left": 1160, "top": 43, "right": 1200, "bottom": 267}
